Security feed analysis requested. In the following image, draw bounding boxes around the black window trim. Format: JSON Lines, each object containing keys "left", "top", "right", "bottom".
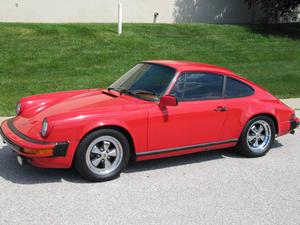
{"left": 222, "top": 75, "right": 227, "bottom": 98}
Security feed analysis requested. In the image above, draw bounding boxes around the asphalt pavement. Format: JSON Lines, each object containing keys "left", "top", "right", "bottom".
{"left": 0, "top": 113, "right": 299, "bottom": 225}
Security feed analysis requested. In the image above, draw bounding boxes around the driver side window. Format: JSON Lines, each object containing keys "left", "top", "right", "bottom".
{"left": 170, "top": 72, "right": 224, "bottom": 101}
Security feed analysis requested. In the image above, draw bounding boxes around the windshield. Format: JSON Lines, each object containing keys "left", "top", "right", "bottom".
{"left": 109, "top": 63, "right": 176, "bottom": 100}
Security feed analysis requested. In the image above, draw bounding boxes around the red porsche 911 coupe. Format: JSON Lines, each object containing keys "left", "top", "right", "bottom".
{"left": 1, "top": 60, "right": 299, "bottom": 181}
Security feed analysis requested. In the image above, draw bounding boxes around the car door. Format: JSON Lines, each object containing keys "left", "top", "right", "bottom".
{"left": 219, "top": 76, "right": 255, "bottom": 140}
{"left": 147, "top": 72, "right": 229, "bottom": 152}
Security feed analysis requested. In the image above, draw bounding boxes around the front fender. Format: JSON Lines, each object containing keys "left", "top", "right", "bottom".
{"left": 47, "top": 111, "right": 148, "bottom": 151}
{"left": 79, "top": 120, "right": 132, "bottom": 142}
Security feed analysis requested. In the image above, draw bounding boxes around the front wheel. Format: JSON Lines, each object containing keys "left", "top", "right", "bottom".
{"left": 238, "top": 116, "right": 275, "bottom": 157}
{"left": 75, "top": 129, "right": 130, "bottom": 182}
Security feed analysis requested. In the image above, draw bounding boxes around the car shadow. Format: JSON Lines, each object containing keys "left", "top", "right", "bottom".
{"left": 271, "top": 140, "right": 283, "bottom": 149}
{"left": 125, "top": 147, "right": 240, "bottom": 174}
{"left": 0, "top": 140, "right": 283, "bottom": 185}
{"left": 125, "top": 139, "right": 283, "bottom": 174}
{"left": 0, "top": 145, "right": 85, "bottom": 184}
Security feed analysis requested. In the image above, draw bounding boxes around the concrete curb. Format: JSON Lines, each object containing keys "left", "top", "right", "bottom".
{"left": 281, "top": 98, "right": 300, "bottom": 110}
{"left": 0, "top": 117, "right": 10, "bottom": 124}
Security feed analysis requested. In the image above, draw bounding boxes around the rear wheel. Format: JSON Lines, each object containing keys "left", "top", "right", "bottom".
{"left": 75, "top": 129, "right": 130, "bottom": 182}
{"left": 238, "top": 116, "right": 275, "bottom": 157}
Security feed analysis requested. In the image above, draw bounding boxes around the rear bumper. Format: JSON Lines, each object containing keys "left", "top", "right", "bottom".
{"left": 290, "top": 117, "right": 299, "bottom": 130}
{"left": 0, "top": 119, "right": 76, "bottom": 168}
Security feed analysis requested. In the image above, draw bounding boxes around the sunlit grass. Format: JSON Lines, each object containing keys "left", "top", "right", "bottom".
{"left": 0, "top": 23, "right": 299, "bottom": 115}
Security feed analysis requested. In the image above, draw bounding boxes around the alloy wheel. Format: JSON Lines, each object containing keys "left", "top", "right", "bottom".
{"left": 85, "top": 136, "right": 123, "bottom": 175}
{"left": 246, "top": 120, "right": 272, "bottom": 153}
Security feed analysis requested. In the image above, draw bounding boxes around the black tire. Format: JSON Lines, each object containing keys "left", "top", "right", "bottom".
{"left": 237, "top": 116, "right": 275, "bottom": 157}
{"left": 75, "top": 129, "right": 130, "bottom": 182}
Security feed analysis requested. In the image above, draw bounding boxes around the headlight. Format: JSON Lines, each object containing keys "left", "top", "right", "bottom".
{"left": 16, "top": 102, "right": 21, "bottom": 115}
{"left": 41, "top": 118, "right": 48, "bottom": 137}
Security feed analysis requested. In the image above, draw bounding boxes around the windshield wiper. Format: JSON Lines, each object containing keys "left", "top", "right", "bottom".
{"left": 118, "top": 88, "right": 136, "bottom": 97}
{"left": 107, "top": 87, "right": 121, "bottom": 93}
{"left": 107, "top": 87, "right": 136, "bottom": 96}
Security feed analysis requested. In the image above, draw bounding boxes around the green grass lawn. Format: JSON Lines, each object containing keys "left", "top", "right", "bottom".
{"left": 0, "top": 23, "right": 300, "bottom": 116}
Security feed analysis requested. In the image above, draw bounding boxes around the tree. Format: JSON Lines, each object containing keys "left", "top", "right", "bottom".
{"left": 245, "top": 0, "right": 300, "bottom": 22}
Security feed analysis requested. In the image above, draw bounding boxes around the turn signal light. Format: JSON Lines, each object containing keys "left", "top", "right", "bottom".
{"left": 23, "top": 148, "right": 54, "bottom": 157}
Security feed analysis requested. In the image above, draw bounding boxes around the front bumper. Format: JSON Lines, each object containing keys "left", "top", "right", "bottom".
{"left": 0, "top": 119, "right": 68, "bottom": 158}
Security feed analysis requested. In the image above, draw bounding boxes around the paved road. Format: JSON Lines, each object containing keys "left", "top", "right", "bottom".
{"left": 0, "top": 116, "right": 299, "bottom": 225}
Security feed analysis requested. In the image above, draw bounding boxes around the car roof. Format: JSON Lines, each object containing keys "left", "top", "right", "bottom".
{"left": 144, "top": 60, "right": 236, "bottom": 75}
{"left": 143, "top": 60, "right": 261, "bottom": 91}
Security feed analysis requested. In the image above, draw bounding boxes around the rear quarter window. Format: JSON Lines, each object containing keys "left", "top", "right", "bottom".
{"left": 225, "top": 77, "right": 254, "bottom": 98}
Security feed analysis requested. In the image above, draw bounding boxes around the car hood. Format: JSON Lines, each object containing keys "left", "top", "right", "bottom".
{"left": 13, "top": 89, "right": 137, "bottom": 140}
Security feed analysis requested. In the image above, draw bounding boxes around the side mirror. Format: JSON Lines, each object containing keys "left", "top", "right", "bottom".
{"left": 159, "top": 95, "right": 178, "bottom": 108}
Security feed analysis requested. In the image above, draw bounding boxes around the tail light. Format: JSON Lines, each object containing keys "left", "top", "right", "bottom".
{"left": 291, "top": 111, "right": 296, "bottom": 120}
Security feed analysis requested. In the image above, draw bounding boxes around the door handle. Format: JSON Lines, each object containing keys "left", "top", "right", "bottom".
{"left": 214, "top": 106, "right": 228, "bottom": 112}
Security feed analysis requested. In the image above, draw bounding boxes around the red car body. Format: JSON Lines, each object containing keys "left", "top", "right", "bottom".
{"left": 1, "top": 60, "right": 299, "bottom": 169}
